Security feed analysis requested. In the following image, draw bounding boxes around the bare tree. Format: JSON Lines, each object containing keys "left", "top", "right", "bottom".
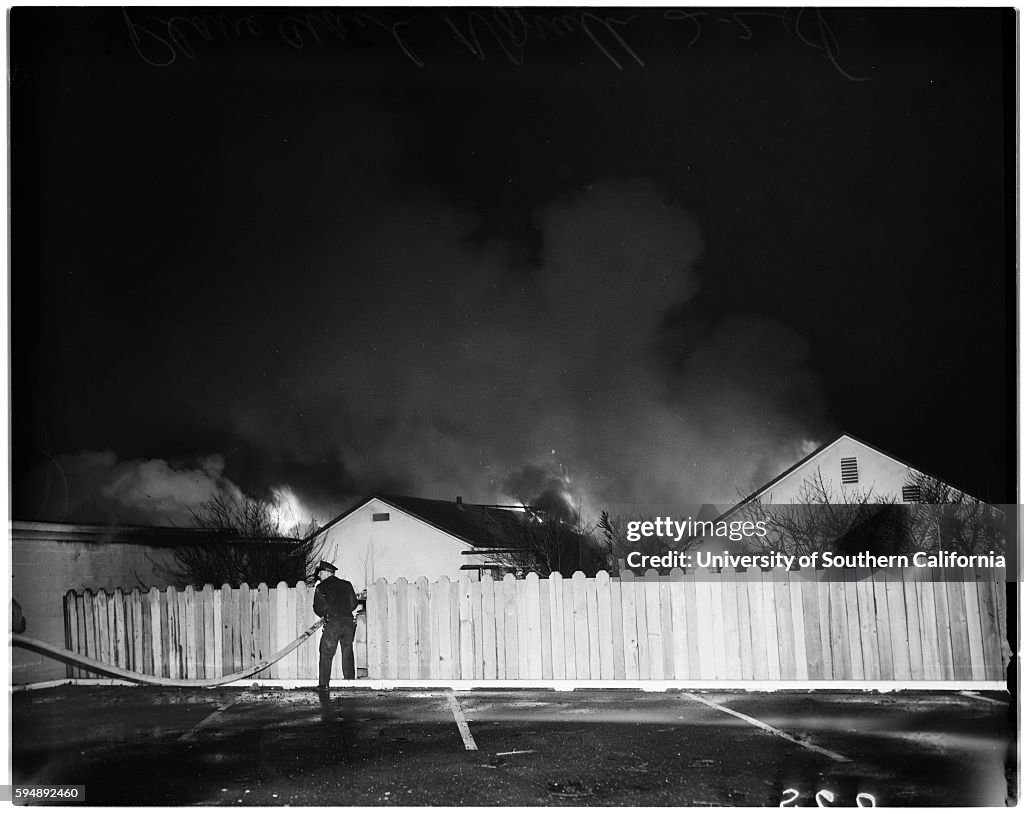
{"left": 901, "top": 472, "right": 1007, "bottom": 556}
{"left": 739, "top": 468, "right": 909, "bottom": 559}
{"left": 482, "top": 509, "right": 605, "bottom": 578}
{"left": 152, "top": 492, "right": 324, "bottom": 588}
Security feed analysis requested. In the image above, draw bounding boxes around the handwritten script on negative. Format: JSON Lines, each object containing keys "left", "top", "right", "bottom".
{"left": 122, "top": 8, "right": 868, "bottom": 81}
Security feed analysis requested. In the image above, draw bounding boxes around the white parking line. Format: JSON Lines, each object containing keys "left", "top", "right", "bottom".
{"left": 682, "top": 693, "right": 851, "bottom": 763}
{"left": 446, "top": 690, "right": 478, "bottom": 751}
{"left": 959, "top": 691, "right": 1010, "bottom": 705}
{"left": 179, "top": 701, "right": 235, "bottom": 742}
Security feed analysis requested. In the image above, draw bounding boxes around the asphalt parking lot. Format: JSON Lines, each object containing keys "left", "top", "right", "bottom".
{"left": 11, "top": 686, "right": 1015, "bottom": 806}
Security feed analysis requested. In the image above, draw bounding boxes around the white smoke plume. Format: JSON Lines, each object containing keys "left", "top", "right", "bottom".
{"left": 26, "top": 178, "right": 830, "bottom": 525}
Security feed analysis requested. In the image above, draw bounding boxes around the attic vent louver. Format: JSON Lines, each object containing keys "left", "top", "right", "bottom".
{"left": 372, "top": 512, "right": 390, "bottom": 522}
{"left": 902, "top": 485, "right": 921, "bottom": 503}
{"left": 840, "top": 457, "right": 859, "bottom": 484}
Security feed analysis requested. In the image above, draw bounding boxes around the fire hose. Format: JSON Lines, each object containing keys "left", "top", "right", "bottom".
{"left": 11, "top": 617, "right": 325, "bottom": 688}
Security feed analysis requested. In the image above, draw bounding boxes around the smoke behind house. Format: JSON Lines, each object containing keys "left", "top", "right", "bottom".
{"left": 26, "top": 177, "right": 830, "bottom": 526}
{"left": 26, "top": 451, "right": 243, "bottom": 527}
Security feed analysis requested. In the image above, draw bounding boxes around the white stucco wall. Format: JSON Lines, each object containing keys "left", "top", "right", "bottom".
{"left": 318, "top": 499, "right": 483, "bottom": 591}
{"left": 11, "top": 524, "right": 180, "bottom": 684}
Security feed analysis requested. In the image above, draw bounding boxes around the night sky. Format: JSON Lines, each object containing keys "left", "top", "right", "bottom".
{"left": 11, "top": 7, "right": 1016, "bottom": 529}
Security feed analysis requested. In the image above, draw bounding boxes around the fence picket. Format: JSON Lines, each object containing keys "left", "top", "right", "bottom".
{"left": 81, "top": 590, "right": 96, "bottom": 676}
{"left": 916, "top": 575, "right": 941, "bottom": 680}
{"left": 292, "top": 581, "right": 309, "bottom": 679}
{"left": 883, "top": 569, "right": 910, "bottom": 680}
{"left": 814, "top": 575, "right": 833, "bottom": 679}
{"left": 585, "top": 573, "right": 602, "bottom": 680}
{"left": 119, "top": 589, "right": 131, "bottom": 673}
{"left": 842, "top": 568, "right": 864, "bottom": 680}
{"left": 411, "top": 577, "right": 428, "bottom": 679}
{"left": 667, "top": 573, "right": 688, "bottom": 679}
{"left": 975, "top": 569, "right": 1003, "bottom": 680}
{"left": 694, "top": 569, "right": 715, "bottom": 679}
{"left": 659, "top": 570, "right": 677, "bottom": 678}
{"left": 459, "top": 577, "right": 474, "bottom": 680}
{"left": 112, "top": 588, "right": 126, "bottom": 669}
{"left": 497, "top": 577, "right": 516, "bottom": 679}
{"left": 929, "top": 570, "right": 954, "bottom": 681}
{"left": 64, "top": 592, "right": 78, "bottom": 679}
{"left": 177, "top": 588, "right": 189, "bottom": 678}
{"left": 609, "top": 574, "right": 626, "bottom": 680}
{"left": 901, "top": 572, "right": 924, "bottom": 680}
{"left": 944, "top": 570, "right": 971, "bottom": 681}
{"left": 538, "top": 577, "right": 552, "bottom": 680}
{"left": 184, "top": 585, "right": 198, "bottom": 679}
{"left": 201, "top": 585, "right": 215, "bottom": 680}
{"left": 164, "top": 587, "right": 179, "bottom": 679}
{"left": 961, "top": 570, "right": 987, "bottom": 681}
{"left": 570, "top": 571, "right": 589, "bottom": 678}
{"left": 480, "top": 575, "right": 496, "bottom": 680}
{"left": 798, "top": 571, "right": 823, "bottom": 679}
{"left": 773, "top": 570, "right": 796, "bottom": 679}
{"left": 393, "top": 578, "right": 409, "bottom": 680}
{"left": 252, "top": 584, "right": 268, "bottom": 680}
{"left": 386, "top": 580, "right": 400, "bottom": 679}
{"left": 548, "top": 573, "right": 566, "bottom": 680}
{"left": 271, "top": 582, "right": 286, "bottom": 679}
{"left": 596, "top": 571, "right": 615, "bottom": 680}
{"left": 437, "top": 577, "right": 453, "bottom": 680}
{"left": 734, "top": 569, "right": 753, "bottom": 680}
{"left": 215, "top": 584, "right": 228, "bottom": 678}
{"left": 493, "top": 576, "right": 507, "bottom": 679}
{"left": 516, "top": 578, "right": 528, "bottom": 680}
{"left": 785, "top": 572, "right": 806, "bottom": 681}
{"left": 870, "top": 570, "right": 894, "bottom": 680}
{"left": 525, "top": 574, "right": 543, "bottom": 680}
{"left": 619, "top": 573, "right": 638, "bottom": 680}
{"left": 642, "top": 569, "right": 663, "bottom": 680}
{"left": 854, "top": 568, "right": 880, "bottom": 681}
{"left": 709, "top": 570, "right": 727, "bottom": 680}
{"left": 501, "top": 573, "right": 520, "bottom": 679}
{"left": 722, "top": 571, "right": 742, "bottom": 680}
{"left": 472, "top": 580, "right": 484, "bottom": 680}
{"left": 449, "top": 579, "right": 462, "bottom": 679}
{"left": 559, "top": 573, "right": 575, "bottom": 680}
{"left": 761, "top": 570, "right": 781, "bottom": 681}
{"left": 634, "top": 572, "right": 651, "bottom": 680}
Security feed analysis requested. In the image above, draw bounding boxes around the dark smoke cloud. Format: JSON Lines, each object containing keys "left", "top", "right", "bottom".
{"left": 31, "top": 177, "right": 831, "bottom": 525}
{"left": 503, "top": 464, "right": 579, "bottom": 524}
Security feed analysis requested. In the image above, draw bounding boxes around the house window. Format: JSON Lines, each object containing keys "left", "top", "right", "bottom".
{"left": 840, "top": 457, "right": 859, "bottom": 484}
{"left": 902, "top": 485, "right": 921, "bottom": 503}
{"left": 372, "top": 513, "right": 390, "bottom": 522}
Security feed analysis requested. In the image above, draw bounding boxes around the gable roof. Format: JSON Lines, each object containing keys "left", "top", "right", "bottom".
{"left": 311, "top": 493, "right": 530, "bottom": 549}
{"left": 715, "top": 432, "right": 957, "bottom": 522}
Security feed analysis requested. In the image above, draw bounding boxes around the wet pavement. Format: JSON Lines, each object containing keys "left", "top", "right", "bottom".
{"left": 11, "top": 686, "right": 1015, "bottom": 806}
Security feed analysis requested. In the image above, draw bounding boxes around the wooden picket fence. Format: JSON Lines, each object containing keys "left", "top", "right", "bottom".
{"left": 62, "top": 568, "right": 1007, "bottom": 683}
{"left": 62, "top": 582, "right": 366, "bottom": 682}
{"left": 364, "top": 568, "right": 1008, "bottom": 681}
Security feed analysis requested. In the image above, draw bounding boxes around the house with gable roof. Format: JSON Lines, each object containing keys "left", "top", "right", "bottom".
{"left": 699, "top": 433, "right": 993, "bottom": 556}
{"left": 313, "top": 494, "right": 531, "bottom": 590}
{"left": 719, "top": 432, "right": 946, "bottom": 520}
